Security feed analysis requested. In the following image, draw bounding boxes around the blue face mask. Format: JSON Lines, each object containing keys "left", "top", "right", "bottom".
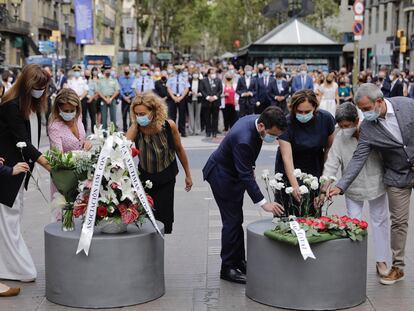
{"left": 263, "top": 133, "right": 277, "bottom": 143}
{"left": 363, "top": 109, "right": 380, "bottom": 121}
{"left": 136, "top": 115, "right": 151, "bottom": 127}
{"left": 74, "top": 71, "right": 81, "bottom": 78}
{"left": 59, "top": 109, "right": 76, "bottom": 121}
{"left": 296, "top": 112, "right": 314, "bottom": 123}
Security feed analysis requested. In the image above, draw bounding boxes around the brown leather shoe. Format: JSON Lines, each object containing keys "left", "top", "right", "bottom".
{"left": 380, "top": 266, "right": 404, "bottom": 285}
{"left": 376, "top": 262, "right": 389, "bottom": 277}
{"left": 0, "top": 287, "right": 20, "bottom": 297}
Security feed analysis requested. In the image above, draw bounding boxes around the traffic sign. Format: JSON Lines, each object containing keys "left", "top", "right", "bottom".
{"left": 353, "top": 21, "right": 364, "bottom": 36}
{"left": 39, "top": 41, "right": 56, "bottom": 54}
{"left": 51, "top": 30, "right": 61, "bottom": 43}
{"left": 353, "top": 0, "right": 365, "bottom": 16}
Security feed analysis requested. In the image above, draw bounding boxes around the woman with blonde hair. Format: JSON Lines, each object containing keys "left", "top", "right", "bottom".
{"left": 318, "top": 72, "right": 339, "bottom": 117}
{"left": 0, "top": 64, "right": 51, "bottom": 283}
{"left": 126, "top": 92, "right": 193, "bottom": 233}
{"left": 48, "top": 88, "right": 91, "bottom": 153}
{"left": 222, "top": 72, "right": 237, "bottom": 131}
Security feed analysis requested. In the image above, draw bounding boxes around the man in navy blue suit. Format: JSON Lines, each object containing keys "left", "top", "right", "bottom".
{"left": 236, "top": 65, "right": 257, "bottom": 117}
{"left": 254, "top": 66, "right": 272, "bottom": 114}
{"left": 291, "top": 64, "right": 313, "bottom": 93}
{"left": 203, "top": 107, "right": 287, "bottom": 284}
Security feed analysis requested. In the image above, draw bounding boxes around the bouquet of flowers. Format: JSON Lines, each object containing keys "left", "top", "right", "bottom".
{"left": 261, "top": 169, "right": 368, "bottom": 245}
{"left": 261, "top": 168, "right": 335, "bottom": 218}
{"left": 73, "top": 133, "right": 152, "bottom": 227}
{"left": 46, "top": 124, "right": 150, "bottom": 231}
{"left": 264, "top": 215, "right": 368, "bottom": 245}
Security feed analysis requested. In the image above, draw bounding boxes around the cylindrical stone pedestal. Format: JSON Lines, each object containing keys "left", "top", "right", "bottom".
{"left": 246, "top": 219, "right": 367, "bottom": 310}
{"left": 45, "top": 220, "right": 165, "bottom": 309}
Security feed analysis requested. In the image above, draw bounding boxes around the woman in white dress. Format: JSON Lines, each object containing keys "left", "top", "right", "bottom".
{"left": 0, "top": 64, "right": 51, "bottom": 282}
{"left": 318, "top": 73, "right": 339, "bottom": 117}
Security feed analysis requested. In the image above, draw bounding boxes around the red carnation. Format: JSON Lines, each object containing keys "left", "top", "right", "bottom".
{"left": 305, "top": 219, "right": 313, "bottom": 226}
{"left": 316, "top": 222, "right": 326, "bottom": 231}
{"left": 111, "top": 182, "right": 119, "bottom": 190}
{"left": 319, "top": 216, "right": 331, "bottom": 223}
{"left": 359, "top": 221, "right": 368, "bottom": 230}
{"left": 297, "top": 218, "right": 306, "bottom": 223}
{"left": 340, "top": 215, "right": 351, "bottom": 222}
{"left": 131, "top": 147, "right": 140, "bottom": 157}
{"left": 352, "top": 218, "right": 360, "bottom": 225}
{"left": 147, "top": 194, "right": 154, "bottom": 208}
{"left": 97, "top": 206, "right": 108, "bottom": 218}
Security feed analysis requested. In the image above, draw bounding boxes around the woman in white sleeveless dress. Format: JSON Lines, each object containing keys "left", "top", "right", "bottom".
{"left": 318, "top": 73, "right": 339, "bottom": 117}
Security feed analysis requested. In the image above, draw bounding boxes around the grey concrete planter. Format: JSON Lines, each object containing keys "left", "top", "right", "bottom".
{"left": 45, "top": 220, "right": 165, "bottom": 309}
{"left": 246, "top": 219, "right": 367, "bottom": 310}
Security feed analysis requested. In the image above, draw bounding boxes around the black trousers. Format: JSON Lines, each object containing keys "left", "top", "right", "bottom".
{"left": 223, "top": 104, "right": 237, "bottom": 131}
{"left": 203, "top": 103, "right": 219, "bottom": 135}
{"left": 167, "top": 99, "right": 186, "bottom": 135}
{"left": 147, "top": 178, "right": 176, "bottom": 234}
{"left": 239, "top": 98, "right": 254, "bottom": 117}
{"left": 121, "top": 99, "right": 131, "bottom": 132}
{"left": 207, "top": 167, "right": 245, "bottom": 270}
{"left": 81, "top": 98, "right": 97, "bottom": 133}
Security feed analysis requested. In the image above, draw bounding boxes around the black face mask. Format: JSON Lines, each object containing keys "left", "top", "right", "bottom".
{"left": 161, "top": 76, "right": 167, "bottom": 82}
{"left": 378, "top": 77, "right": 384, "bottom": 82}
{"left": 226, "top": 77, "right": 232, "bottom": 81}
{"left": 85, "top": 76, "right": 90, "bottom": 80}
{"left": 105, "top": 73, "right": 110, "bottom": 78}
{"left": 259, "top": 69, "right": 264, "bottom": 74}
{"left": 124, "top": 71, "right": 130, "bottom": 75}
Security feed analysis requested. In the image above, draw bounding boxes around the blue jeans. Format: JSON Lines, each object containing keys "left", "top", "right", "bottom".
{"left": 101, "top": 99, "right": 117, "bottom": 130}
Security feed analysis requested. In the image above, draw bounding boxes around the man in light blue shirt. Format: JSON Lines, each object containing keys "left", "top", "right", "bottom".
{"left": 118, "top": 66, "right": 135, "bottom": 132}
{"left": 167, "top": 65, "right": 190, "bottom": 137}
{"left": 132, "top": 65, "right": 154, "bottom": 95}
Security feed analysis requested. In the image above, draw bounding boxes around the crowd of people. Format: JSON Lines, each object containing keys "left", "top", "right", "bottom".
{"left": 0, "top": 60, "right": 414, "bottom": 295}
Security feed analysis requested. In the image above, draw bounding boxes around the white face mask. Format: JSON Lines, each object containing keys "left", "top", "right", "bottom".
{"left": 210, "top": 74, "right": 217, "bottom": 80}
{"left": 301, "top": 71, "right": 307, "bottom": 76}
{"left": 341, "top": 127, "right": 357, "bottom": 139}
{"left": 7, "top": 77, "right": 13, "bottom": 83}
{"left": 59, "top": 109, "right": 76, "bottom": 122}
{"left": 31, "top": 89, "right": 45, "bottom": 98}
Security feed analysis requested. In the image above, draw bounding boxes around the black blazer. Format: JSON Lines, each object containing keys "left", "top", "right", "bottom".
{"left": 269, "top": 79, "right": 289, "bottom": 105}
{"left": 154, "top": 79, "right": 169, "bottom": 99}
{"left": 0, "top": 99, "right": 42, "bottom": 206}
{"left": 389, "top": 80, "right": 404, "bottom": 97}
{"left": 199, "top": 77, "right": 223, "bottom": 107}
{"left": 236, "top": 76, "right": 257, "bottom": 104}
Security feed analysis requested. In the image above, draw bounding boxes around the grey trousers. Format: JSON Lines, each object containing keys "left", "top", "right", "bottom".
{"left": 387, "top": 179, "right": 414, "bottom": 269}
{"left": 188, "top": 99, "right": 201, "bottom": 135}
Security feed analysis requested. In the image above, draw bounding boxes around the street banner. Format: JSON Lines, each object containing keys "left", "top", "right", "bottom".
{"left": 74, "top": 0, "right": 94, "bottom": 45}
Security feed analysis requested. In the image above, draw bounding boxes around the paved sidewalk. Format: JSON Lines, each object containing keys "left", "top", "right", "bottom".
{"left": 1, "top": 130, "right": 414, "bottom": 311}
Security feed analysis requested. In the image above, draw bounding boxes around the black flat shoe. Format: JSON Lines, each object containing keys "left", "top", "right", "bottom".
{"left": 220, "top": 267, "right": 246, "bottom": 284}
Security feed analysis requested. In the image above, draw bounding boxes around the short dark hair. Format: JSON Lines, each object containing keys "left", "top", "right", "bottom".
{"left": 258, "top": 106, "right": 287, "bottom": 131}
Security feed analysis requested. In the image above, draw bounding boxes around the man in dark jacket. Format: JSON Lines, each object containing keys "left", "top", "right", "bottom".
{"left": 236, "top": 65, "right": 257, "bottom": 117}
{"left": 203, "top": 106, "right": 286, "bottom": 284}
{"left": 199, "top": 67, "right": 223, "bottom": 138}
{"left": 389, "top": 69, "right": 404, "bottom": 97}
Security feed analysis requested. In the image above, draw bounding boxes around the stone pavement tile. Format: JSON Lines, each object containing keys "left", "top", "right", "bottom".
{"left": 37, "top": 299, "right": 124, "bottom": 311}
{"left": 0, "top": 296, "right": 44, "bottom": 311}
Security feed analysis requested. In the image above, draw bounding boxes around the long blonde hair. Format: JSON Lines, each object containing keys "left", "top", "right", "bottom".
{"left": 130, "top": 91, "right": 167, "bottom": 128}
{"left": 49, "top": 88, "right": 81, "bottom": 123}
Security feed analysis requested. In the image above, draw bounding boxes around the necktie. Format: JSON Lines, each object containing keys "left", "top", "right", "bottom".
{"left": 176, "top": 76, "right": 179, "bottom": 94}
{"left": 141, "top": 77, "right": 144, "bottom": 92}
{"left": 265, "top": 77, "right": 268, "bottom": 87}
{"left": 302, "top": 76, "right": 305, "bottom": 89}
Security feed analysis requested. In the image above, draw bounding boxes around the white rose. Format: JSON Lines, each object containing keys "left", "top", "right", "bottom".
{"left": 274, "top": 173, "right": 284, "bottom": 181}
{"left": 16, "top": 142, "right": 27, "bottom": 148}
{"left": 310, "top": 180, "right": 319, "bottom": 190}
{"left": 268, "top": 179, "right": 278, "bottom": 189}
{"left": 303, "top": 178, "right": 312, "bottom": 185}
{"left": 145, "top": 180, "right": 153, "bottom": 189}
{"left": 300, "top": 173, "right": 308, "bottom": 180}
{"left": 319, "top": 176, "right": 329, "bottom": 184}
{"left": 275, "top": 182, "right": 285, "bottom": 191}
{"left": 285, "top": 187, "right": 294, "bottom": 194}
{"left": 293, "top": 169, "right": 302, "bottom": 178}
{"left": 299, "top": 185, "right": 309, "bottom": 194}
{"left": 262, "top": 169, "right": 270, "bottom": 180}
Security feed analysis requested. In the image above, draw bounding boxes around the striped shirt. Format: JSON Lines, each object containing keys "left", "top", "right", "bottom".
{"left": 136, "top": 125, "right": 176, "bottom": 174}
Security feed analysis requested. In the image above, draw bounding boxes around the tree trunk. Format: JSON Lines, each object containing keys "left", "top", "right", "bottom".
{"left": 113, "top": 0, "right": 123, "bottom": 65}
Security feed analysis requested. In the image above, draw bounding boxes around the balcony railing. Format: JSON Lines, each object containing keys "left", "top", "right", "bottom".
{"left": 41, "top": 17, "right": 59, "bottom": 30}
{"left": 0, "top": 19, "right": 30, "bottom": 35}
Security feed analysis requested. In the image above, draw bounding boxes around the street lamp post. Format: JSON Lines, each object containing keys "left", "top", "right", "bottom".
{"left": 62, "top": 0, "right": 71, "bottom": 72}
